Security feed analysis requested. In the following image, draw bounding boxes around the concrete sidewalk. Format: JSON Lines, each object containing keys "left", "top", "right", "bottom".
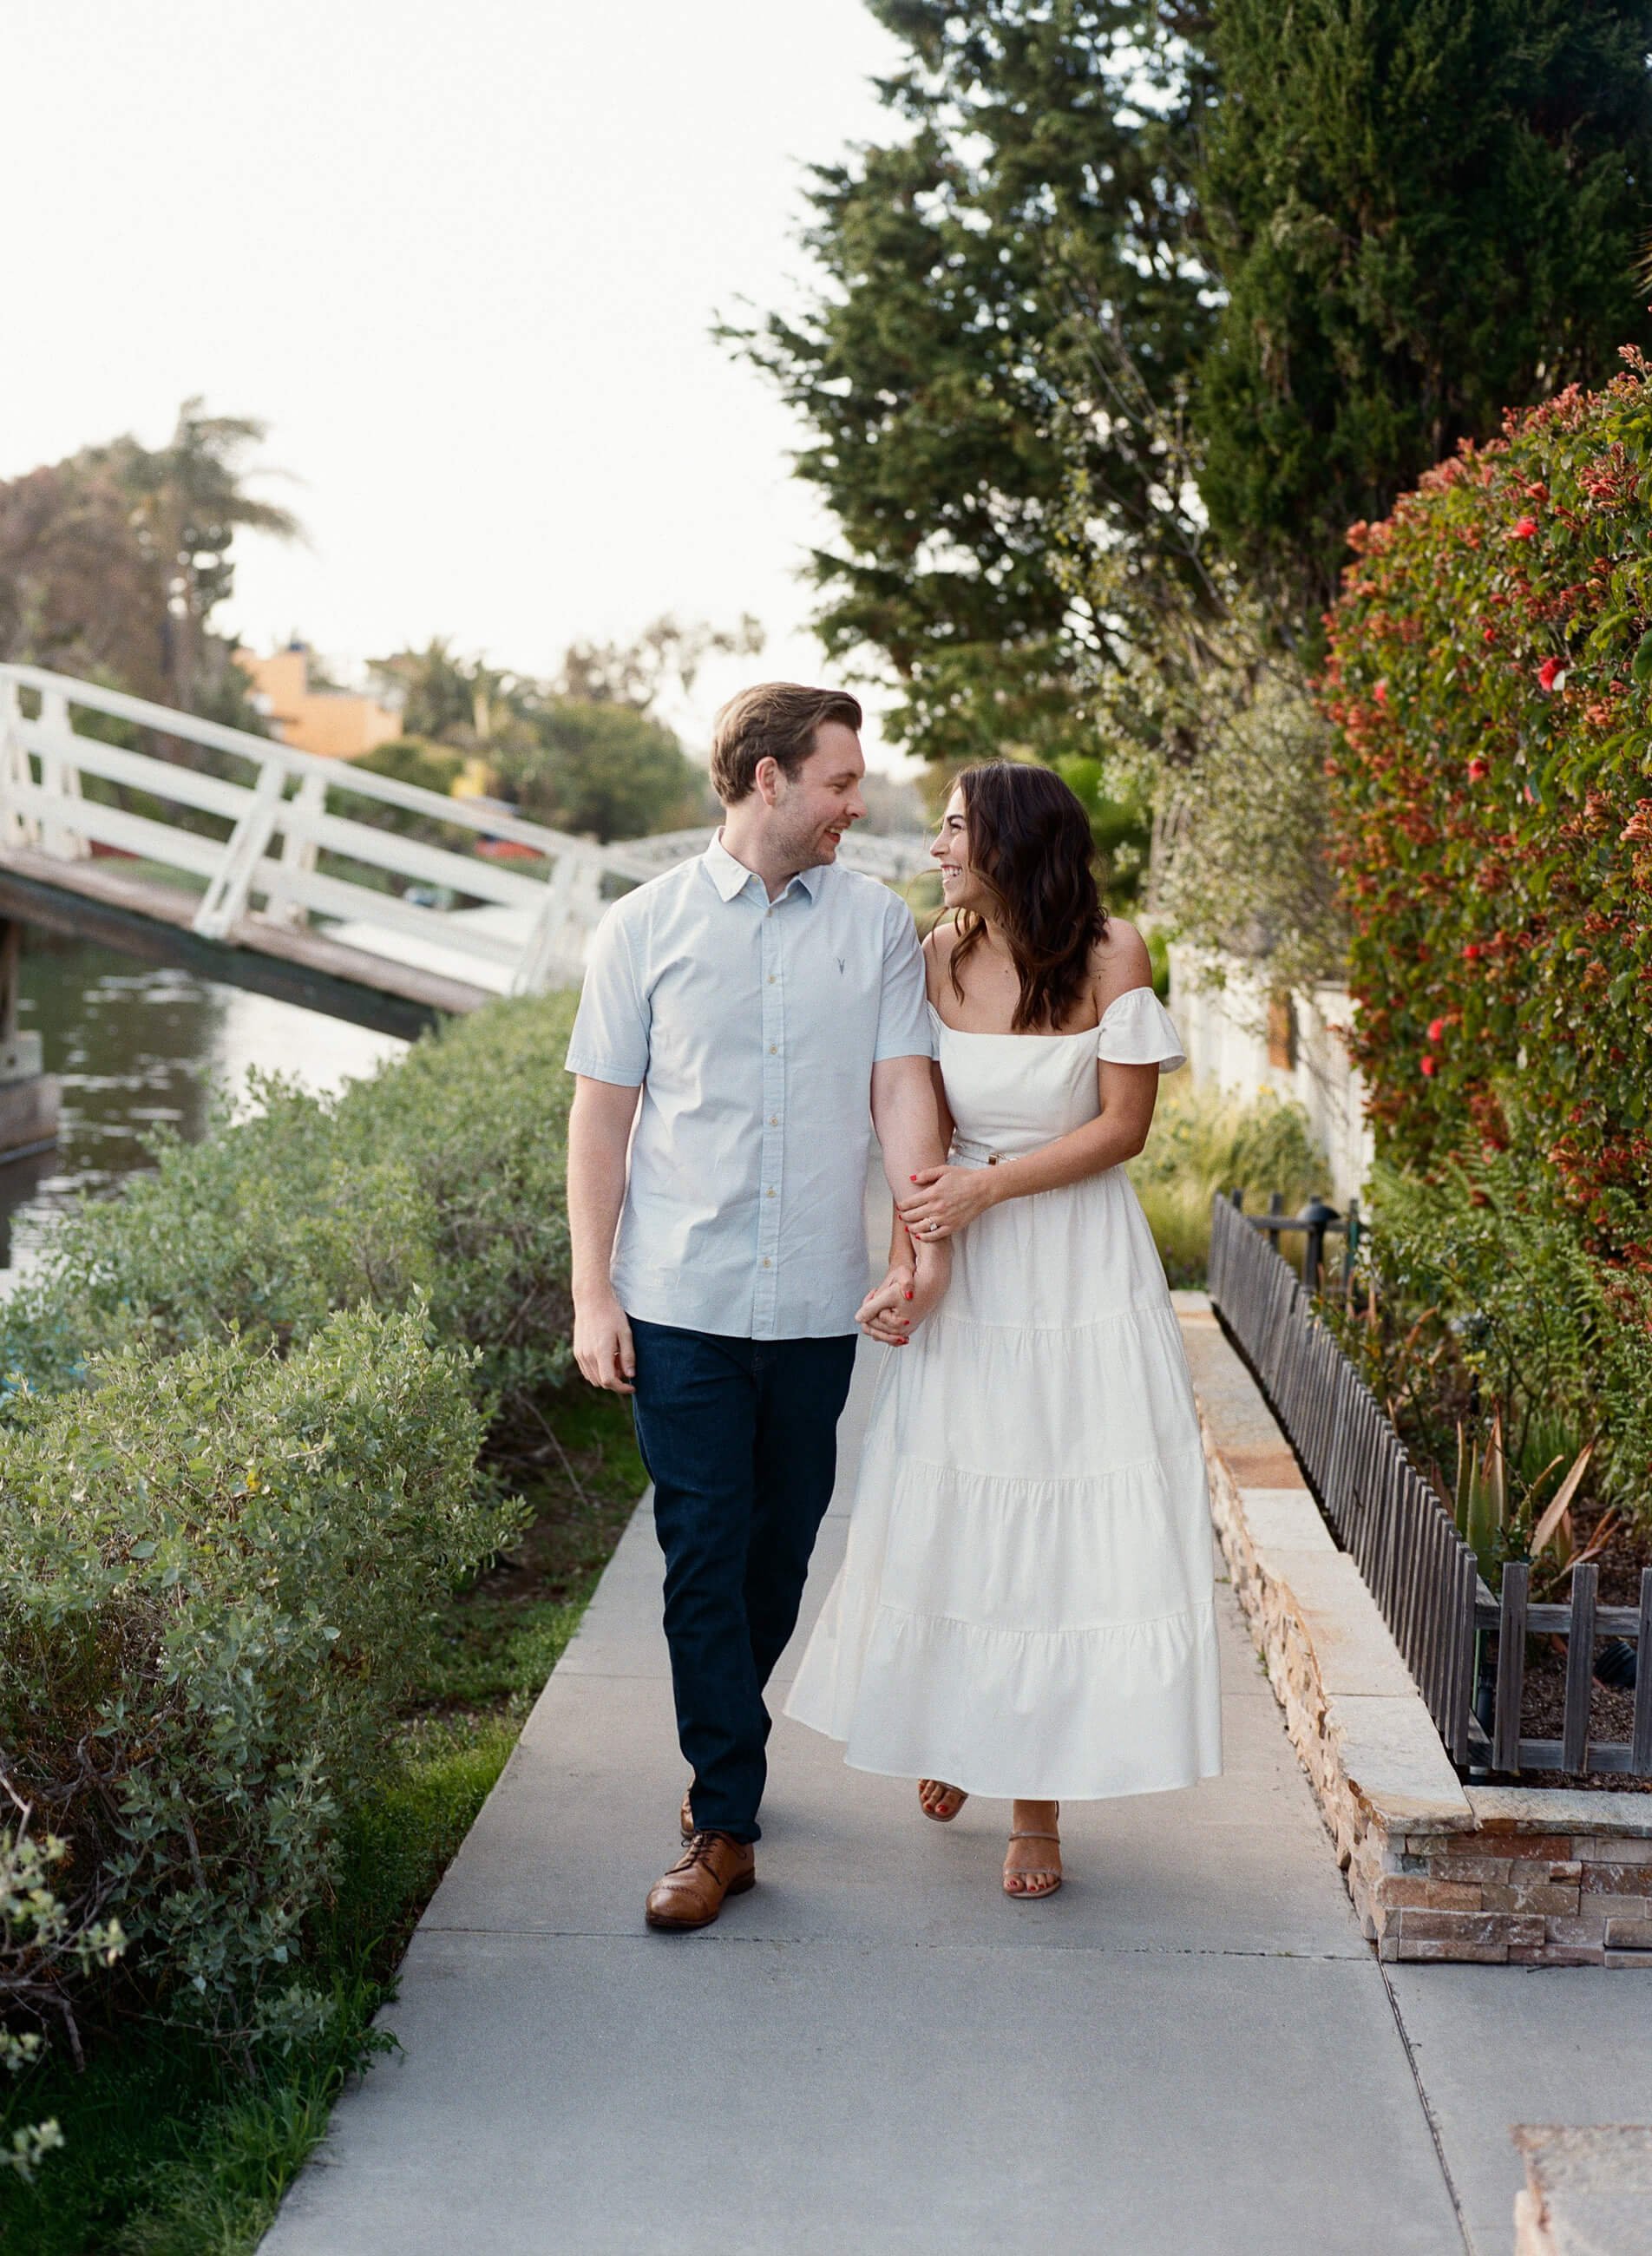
{"left": 263, "top": 1348, "right": 1652, "bottom": 2256}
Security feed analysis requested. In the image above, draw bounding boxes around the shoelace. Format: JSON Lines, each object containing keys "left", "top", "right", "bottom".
{"left": 678, "top": 1830, "right": 731, "bottom": 1869}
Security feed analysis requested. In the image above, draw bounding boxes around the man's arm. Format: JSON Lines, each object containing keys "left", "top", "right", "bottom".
{"left": 868, "top": 1053, "right": 951, "bottom": 1333}
{"left": 568, "top": 1074, "right": 642, "bottom": 1393}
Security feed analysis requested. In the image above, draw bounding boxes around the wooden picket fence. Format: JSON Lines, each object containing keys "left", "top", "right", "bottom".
{"left": 1207, "top": 1192, "right": 1652, "bottom": 1781}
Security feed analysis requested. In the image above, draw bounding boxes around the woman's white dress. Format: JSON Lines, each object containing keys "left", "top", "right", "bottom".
{"left": 784, "top": 986, "right": 1222, "bottom": 1800}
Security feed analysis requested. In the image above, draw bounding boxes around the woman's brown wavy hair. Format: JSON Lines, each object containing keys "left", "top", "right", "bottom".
{"left": 946, "top": 761, "right": 1107, "bottom": 1032}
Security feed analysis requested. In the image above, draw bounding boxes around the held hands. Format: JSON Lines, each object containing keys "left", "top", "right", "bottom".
{"left": 574, "top": 1289, "right": 636, "bottom": 1394}
{"left": 898, "top": 1163, "right": 1002, "bottom": 1243}
{"left": 856, "top": 1251, "right": 949, "bottom": 1347}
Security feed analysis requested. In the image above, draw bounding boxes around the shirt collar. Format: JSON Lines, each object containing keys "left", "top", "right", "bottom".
{"left": 703, "top": 831, "right": 823, "bottom": 905}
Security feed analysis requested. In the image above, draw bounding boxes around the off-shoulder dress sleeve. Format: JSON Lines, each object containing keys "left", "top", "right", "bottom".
{"left": 1096, "top": 985, "right": 1186, "bottom": 1073}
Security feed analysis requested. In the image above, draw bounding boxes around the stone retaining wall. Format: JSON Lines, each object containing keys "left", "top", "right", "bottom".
{"left": 1513, "top": 2126, "right": 1652, "bottom": 2253}
{"left": 1177, "top": 1293, "right": 1652, "bottom": 1969}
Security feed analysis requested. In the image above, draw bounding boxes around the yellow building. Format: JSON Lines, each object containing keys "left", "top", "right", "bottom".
{"left": 235, "top": 645, "right": 403, "bottom": 761}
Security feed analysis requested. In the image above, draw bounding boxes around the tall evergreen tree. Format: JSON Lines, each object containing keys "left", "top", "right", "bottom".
{"left": 728, "top": 2, "right": 1216, "bottom": 767}
{"left": 1196, "top": 0, "right": 1652, "bottom": 629}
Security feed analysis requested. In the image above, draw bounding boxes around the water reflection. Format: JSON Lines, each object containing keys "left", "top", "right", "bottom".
{"left": 5, "top": 935, "right": 405, "bottom": 1287}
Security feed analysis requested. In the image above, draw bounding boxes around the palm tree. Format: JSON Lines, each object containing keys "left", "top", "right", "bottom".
{"left": 89, "top": 398, "right": 301, "bottom": 714}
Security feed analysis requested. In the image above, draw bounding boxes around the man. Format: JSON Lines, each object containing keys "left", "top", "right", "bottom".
{"left": 565, "top": 681, "right": 948, "bottom": 1931}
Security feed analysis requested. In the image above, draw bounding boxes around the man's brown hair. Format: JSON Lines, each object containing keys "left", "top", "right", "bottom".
{"left": 709, "top": 681, "right": 862, "bottom": 804}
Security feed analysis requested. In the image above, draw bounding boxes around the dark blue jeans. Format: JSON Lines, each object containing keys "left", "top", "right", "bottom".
{"left": 628, "top": 1319, "right": 857, "bottom": 1845}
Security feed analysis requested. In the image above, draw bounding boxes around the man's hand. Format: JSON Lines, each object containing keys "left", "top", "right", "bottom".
{"left": 856, "top": 1260, "right": 916, "bottom": 1345}
{"left": 856, "top": 1247, "right": 949, "bottom": 1345}
{"left": 574, "top": 1289, "right": 636, "bottom": 1394}
{"left": 899, "top": 1163, "right": 1002, "bottom": 1242}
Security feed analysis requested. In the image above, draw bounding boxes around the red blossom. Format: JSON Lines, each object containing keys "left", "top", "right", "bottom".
{"left": 1467, "top": 757, "right": 1490, "bottom": 782}
{"left": 1510, "top": 516, "right": 1538, "bottom": 540}
{"left": 1420, "top": 1055, "right": 1437, "bottom": 1077}
{"left": 1537, "top": 656, "right": 1564, "bottom": 692}
{"left": 1373, "top": 679, "right": 1388, "bottom": 705}
{"left": 1427, "top": 1018, "right": 1446, "bottom": 1041}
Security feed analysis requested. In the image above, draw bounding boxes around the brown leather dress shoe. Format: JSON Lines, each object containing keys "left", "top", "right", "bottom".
{"left": 646, "top": 1832, "right": 756, "bottom": 1931}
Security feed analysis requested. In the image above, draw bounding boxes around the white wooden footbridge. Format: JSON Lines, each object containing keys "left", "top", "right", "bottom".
{"left": 0, "top": 665, "right": 929, "bottom": 1042}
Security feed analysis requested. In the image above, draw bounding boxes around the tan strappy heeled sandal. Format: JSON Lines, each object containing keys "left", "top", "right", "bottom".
{"left": 918, "top": 1779, "right": 968, "bottom": 1822}
{"left": 1003, "top": 1803, "right": 1062, "bottom": 1899}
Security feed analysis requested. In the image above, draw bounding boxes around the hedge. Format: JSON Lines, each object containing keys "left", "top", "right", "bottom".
{"left": 2, "top": 1311, "right": 505, "bottom": 2054}
{"left": 0, "top": 992, "right": 578, "bottom": 1437}
{"left": 1321, "top": 344, "right": 1652, "bottom": 1257}
{"left": 0, "top": 991, "right": 580, "bottom": 2072}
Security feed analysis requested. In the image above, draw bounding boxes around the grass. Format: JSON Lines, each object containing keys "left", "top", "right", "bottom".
{"left": 1129, "top": 1075, "right": 1327, "bottom": 1288}
{"left": 0, "top": 1385, "right": 644, "bottom": 2256}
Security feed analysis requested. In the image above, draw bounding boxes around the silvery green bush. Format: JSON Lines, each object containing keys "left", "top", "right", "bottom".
{"left": 0, "top": 991, "right": 577, "bottom": 1446}
{"left": 0, "top": 1306, "right": 509, "bottom": 2051}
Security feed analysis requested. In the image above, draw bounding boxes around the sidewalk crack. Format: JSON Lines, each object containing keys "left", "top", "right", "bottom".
{"left": 1377, "top": 1959, "right": 1476, "bottom": 2255}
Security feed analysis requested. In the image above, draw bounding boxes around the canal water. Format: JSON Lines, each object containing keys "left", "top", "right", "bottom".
{"left": 3, "top": 935, "right": 405, "bottom": 1290}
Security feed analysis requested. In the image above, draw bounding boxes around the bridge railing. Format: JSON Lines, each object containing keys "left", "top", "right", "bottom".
{"left": 0, "top": 665, "right": 656, "bottom": 994}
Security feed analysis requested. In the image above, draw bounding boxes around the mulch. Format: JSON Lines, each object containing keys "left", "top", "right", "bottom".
{"left": 1508, "top": 1495, "right": 1651, "bottom": 1792}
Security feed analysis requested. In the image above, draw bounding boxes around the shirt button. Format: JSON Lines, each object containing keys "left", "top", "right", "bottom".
{"left": 769, "top": 1115, "right": 779, "bottom": 1126}
{"left": 767, "top": 974, "right": 777, "bottom": 984}
{"left": 766, "top": 1186, "right": 776, "bottom": 1197}
{"left": 769, "top": 1044, "right": 778, "bottom": 1054}
{"left": 761, "top": 1256, "right": 771, "bottom": 1269}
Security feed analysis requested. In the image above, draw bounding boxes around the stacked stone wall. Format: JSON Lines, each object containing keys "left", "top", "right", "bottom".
{"left": 1178, "top": 1295, "right": 1652, "bottom": 1970}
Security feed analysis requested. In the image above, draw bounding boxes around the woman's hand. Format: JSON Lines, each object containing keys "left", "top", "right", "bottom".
{"left": 856, "top": 1245, "right": 950, "bottom": 1344}
{"left": 898, "top": 1164, "right": 1002, "bottom": 1243}
{"left": 856, "top": 1262, "right": 915, "bottom": 1345}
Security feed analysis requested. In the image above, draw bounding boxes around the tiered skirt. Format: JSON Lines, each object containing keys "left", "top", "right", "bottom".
{"left": 785, "top": 1166, "right": 1223, "bottom": 1800}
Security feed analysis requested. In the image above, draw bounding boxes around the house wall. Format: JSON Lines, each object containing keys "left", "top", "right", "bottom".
{"left": 1167, "top": 943, "right": 1374, "bottom": 1204}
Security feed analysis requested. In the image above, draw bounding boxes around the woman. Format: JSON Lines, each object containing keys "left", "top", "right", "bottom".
{"left": 785, "top": 761, "right": 1222, "bottom": 1898}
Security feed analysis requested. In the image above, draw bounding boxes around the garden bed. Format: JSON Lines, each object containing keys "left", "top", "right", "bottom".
{"left": 1179, "top": 1291, "right": 1652, "bottom": 1967}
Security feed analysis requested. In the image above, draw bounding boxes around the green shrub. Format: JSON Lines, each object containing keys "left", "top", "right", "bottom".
{"left": 0, "top": 1308, "right": 511, "bottom": 2052}
{"left": 331, "top": 993, "right": 577, "bottom": 1440}
{"left": 1367, "top": 1138, "right": 1652, "bottom": 1525}
{"left": 1129, "top": 1079, "right": 1326, "bottom": 1287}
{"left": 1322, "top": 344, "right": 1652, "bottom": 1255}
{"left": 0, "top": 992, "right": 578, "bottom": 1443}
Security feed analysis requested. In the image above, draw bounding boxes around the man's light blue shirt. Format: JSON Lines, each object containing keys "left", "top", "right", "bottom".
{"left": 565, "top": 834, "right": 932, "bottom": 1339}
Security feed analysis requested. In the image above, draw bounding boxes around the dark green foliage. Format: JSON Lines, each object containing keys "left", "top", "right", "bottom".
{"left": 726, "top": 2, "right": 1215, "bottom": 766}
{"left": 1196, "top": 0, "right": 1652, "bottom": 626}
{"left": 492, "top": 698, "right": 707, "bottom": 843}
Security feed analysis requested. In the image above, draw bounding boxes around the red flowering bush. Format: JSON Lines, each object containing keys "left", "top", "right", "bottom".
{"left": 1322, "top": 347, "right": 1652, "bottom": 1259}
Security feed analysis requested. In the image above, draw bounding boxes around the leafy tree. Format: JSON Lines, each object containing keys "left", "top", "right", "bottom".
{"left": 726, "top": 1, "right": 1216, "bottom": 768}
{"left": 558, "top": 612, "right": 764, "bottom": 710}
{"left": 0, "top": 459, "right": 165, "bottom": 696}
{"left": 0, "top": 399, "right": 297, "bottom": 725}
{"left": 367, "top": 639, "right": 523, "bottom": 750}
{"left": 370, "top": 617, "right": 757, "bottom": 841}
{"left": 1196, "top": 0, "right": 1652, "bottom": 629}
{"left": 493, "top": 701, "right": 708, "bottom": 843}
{"left": 93, "top": 397, "right": 299, "bottom": 714}
{"left": 350, "top": 736, "right": 467, "bottom": 799}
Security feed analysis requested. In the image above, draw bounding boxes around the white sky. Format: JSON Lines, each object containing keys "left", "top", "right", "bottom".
{"left": 0, "top": 1, "right": 918, "bottom": 765}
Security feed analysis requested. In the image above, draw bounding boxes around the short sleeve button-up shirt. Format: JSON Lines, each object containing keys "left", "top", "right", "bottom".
{"left": 565, "top": 834, "right": 931, "bottom": 1339}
